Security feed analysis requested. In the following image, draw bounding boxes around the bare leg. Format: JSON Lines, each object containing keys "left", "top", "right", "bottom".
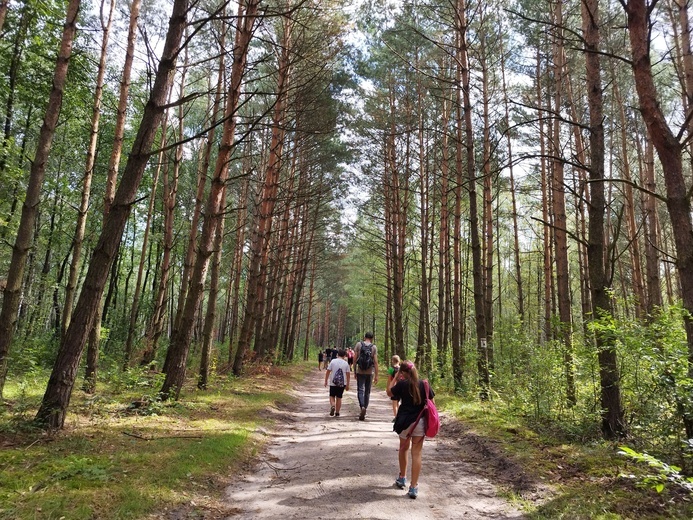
{"left": 398, "top": 437, "right": 411, "bottom": 478}
{"left": 335, "top": 397, "right": 342, "bottom": 413}
{"left": 410, "top": 436, "right": 424, "bottom": 486}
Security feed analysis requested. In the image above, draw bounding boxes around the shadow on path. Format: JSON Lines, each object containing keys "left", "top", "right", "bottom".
{"left": 225, "top": 368, "right": 525, "bottom": 519}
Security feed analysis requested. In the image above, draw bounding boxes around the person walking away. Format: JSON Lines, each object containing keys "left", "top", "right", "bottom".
{"left": 386, "top": 361, "right": 435, "bottom": 499}
{"left": 324, "top": 349, "right": 350, "bottom": 416}
{"left": 387, "top": 355, "right": 402, "bottom": 418}
{"left": 324, "top": 347, "right": 332, "bottom": 369}
{"left": 330, "top": 346, "right": 338, "bottom": 361}
{"left": 347, "top": 347, "right": 354, "bottom": 371}
{"left": 318, "top": 349, "right": 324, "bottom": 370}
{"left": 354, "top": 332, "right": 378, "bottom": 420}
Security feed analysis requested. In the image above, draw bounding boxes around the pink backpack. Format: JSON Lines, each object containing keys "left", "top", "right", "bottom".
{"left": 408, "top": 380, "right": 440, "bottom": 438}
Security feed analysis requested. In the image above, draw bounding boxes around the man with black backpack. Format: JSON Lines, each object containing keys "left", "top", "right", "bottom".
{"left": 354, "top": 332, "right": 379, "bottom": 420}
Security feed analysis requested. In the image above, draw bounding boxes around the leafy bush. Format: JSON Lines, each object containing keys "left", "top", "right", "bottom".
{"left": 619, "top": 445, "right": 693, "bottom": 493}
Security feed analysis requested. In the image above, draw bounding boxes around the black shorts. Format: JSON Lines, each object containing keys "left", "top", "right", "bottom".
{"left": 329, "top": 385, "right": 345, "bottom": 398}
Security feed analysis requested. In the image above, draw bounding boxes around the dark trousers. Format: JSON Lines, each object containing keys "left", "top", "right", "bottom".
{"left": 356, "top": 373, "right": 373, "bottom": 409}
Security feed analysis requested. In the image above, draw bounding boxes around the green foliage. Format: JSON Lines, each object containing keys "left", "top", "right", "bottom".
{"left": 443, "top": 389, "right": 693, "bottom": 519}
{"left": 8, "top": 333, "right": 60, "bottom": 372}
{"left": 0, "top": 364, "right": 310, "bottom": 519}
{"left": 619, "top": 446, "right": 693, "bottom": 494}
{"left": 100, "top": 365, "right": 166, "bottom": 395}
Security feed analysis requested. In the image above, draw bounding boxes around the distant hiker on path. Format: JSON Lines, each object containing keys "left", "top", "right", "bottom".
{"left": 325, "top": 348, "right": 350, "bottom": 417}
{"left": 387, "top": 354, "right": 402, "bottom": 418}
{"left": 387, "top": 361, "right": 435, "bottom": 499}
{"left": 324, "top": 347, "right": 332, "bottom": 369}
{"left": 318, "top": 349, "right": 324, "bottom": 370}
{"left": 354, "top": 332, "right": 379, "bottom": 420}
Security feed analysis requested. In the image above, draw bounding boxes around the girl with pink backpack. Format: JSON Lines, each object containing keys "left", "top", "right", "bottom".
{"left": 386, "top": 361, "right": 439, "bottom": 499}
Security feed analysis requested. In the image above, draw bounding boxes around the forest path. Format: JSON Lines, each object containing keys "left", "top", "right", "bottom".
{"left": 224, "top": 368, "right": 526, "bottom": 519}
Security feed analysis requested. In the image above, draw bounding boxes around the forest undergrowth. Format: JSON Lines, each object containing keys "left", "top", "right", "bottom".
{"left": 0, "top": 361, "right": 310, "bottom": 519}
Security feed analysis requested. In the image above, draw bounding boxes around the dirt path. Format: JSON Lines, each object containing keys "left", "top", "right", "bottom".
{"left": 225, "top": 368, "right": 526, "bottom": 519}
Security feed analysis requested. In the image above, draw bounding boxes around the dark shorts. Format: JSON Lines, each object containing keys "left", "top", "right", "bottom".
{"left": 329, "top": 385, "right": 345, "bottom": 398}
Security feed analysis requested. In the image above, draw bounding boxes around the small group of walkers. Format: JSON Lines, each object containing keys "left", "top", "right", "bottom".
{"left": 323, "top": 332, "right": 435, "bottom": 500}
{"left": 318, "top": 346, "right": 354, "bottom": 371}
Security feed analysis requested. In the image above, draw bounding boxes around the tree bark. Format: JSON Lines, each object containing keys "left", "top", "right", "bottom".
{"left": 164, "top": 0, "right": 260, "bottom": 396}
{"left": 583, "top": 0, "right": 625, "bottom": 438}
{"left": 455, "top": 0, "right": 488, "bottom": 397}
{"left": 34, "top": 0, "right": 189, "bottom": 428}
{"left": 62, "top": 0, "right": 114, "bottom": 336}
{"left": 551, "top": 0, "right": 576, "bottom": 406}
{"left": 642, "top": 138, "right": 662, "bottom": 314}
{"left": 436, "top": 83, "right": 451, "bottom": 377}
{"left": 625, "top": 0, "right": 693, "bottom": 437}
{"left": 0, "top": 1, "right": 8, "bottom": 36}
{"left": 500, "top": 38, "right": 524, "bottom": 325}
{"left": 233, "top": 9, "right": 292, "bottom": 375}
{"left": 0, "top": 0, "right": 81, "bottom": 397}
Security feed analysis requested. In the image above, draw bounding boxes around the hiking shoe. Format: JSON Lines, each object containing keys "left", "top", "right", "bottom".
{"left": 330, "top": 406, "right": 335, "bottom": 416}
{"left": 359, "top": 408, "right": 366, "bottom": 421}
{"left": 395, "top": 476, "right": 406, "bottom": 489}
{"left": 335, "top": 412, "right": 340, "bottom": 417}
{"left": 408, "top": 486, "right": 418, "bottom": 499}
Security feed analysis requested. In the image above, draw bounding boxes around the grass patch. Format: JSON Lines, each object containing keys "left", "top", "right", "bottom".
{"left": 0, "top": 362, "right": 312, "bottom": 519}
{"left": 441, "top": 398, "right": 693, "bottom": 519}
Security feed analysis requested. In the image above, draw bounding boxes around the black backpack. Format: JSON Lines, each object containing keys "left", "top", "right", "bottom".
{"left": 357, "top": 343, "right": 374, "bottom": 371}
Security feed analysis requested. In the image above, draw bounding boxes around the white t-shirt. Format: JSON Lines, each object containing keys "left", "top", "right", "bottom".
{"left": 327, "top": 358, "right": 350, "bottom": 386}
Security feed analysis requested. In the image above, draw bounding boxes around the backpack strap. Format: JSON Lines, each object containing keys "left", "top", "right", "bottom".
{"left": 406, "top": 380, "right": 429, "bottom": 439}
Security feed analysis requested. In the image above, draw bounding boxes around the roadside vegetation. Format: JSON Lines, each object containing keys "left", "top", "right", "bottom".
{"left": 0, "top": 362, "right": 310, "bottom": 519}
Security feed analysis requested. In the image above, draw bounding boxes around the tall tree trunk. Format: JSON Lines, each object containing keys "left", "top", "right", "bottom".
{"left": 416, "top": 82, "right": 432, "bottom": 374}
{"left": 625, "top": 0, "right": 693, "bottom": 437}
{"left": 162, "top": 0, "right": 259, "bottom": 398}
{"left": 0, "top": 4, "right": 33, "bottom": 231}
{"left": 233, "top": 10, "right": 292, "bottom": 376}
{"left": 538, "top": 49, "right": 553, "bottom": 344}
{"left": 613, "top": 80, "right": 646, "bottom": 318}
{"left": 27, "top": 169, "right": 62, "bottom": 338}
{"left": 436, "top": 85, "right": 451, "bottom": 377}
{"left": 0, "top": 0, "right": 81, "bottom": 397}
{"left": 83, "top": 0, "right": 142, "bottom": 392}
{"left": 642, "top": 138, "right": 662, "bottom": 314}
{"left": 226, "top": 173, "right": 250, "bottom": 361}
{"left": 0, "top": 1, "right": 8, "bottom": 36}
{"left": 302, "top": 255, "right": 316, "bottom": 359}
{"left": 500, "top": 38, "right": 524, "bottom": 325}
{"left": 34, "top": 0, "right": 189, "bottom": 428}
{"left": 125, "top": 62, "right": 183, "bottom": 370}
{"left": 452, "top": 13, "right": 464, "bottom": 392}
{"left": 551, "top": 0, "right": 576, "bottom": 406}
{"left": 456, "top": 0, "right": 488, "bottom": 397}
{"left": 481, "top": 35, "right": 494, "bottom": 374}
{"left": 583, "top": 0, "right": 625, "bottom": 438}
{"left": 62, "top": 0, "right": 114, "bottom": 336}
{"left": 198, "top": 197, "right": 225, "bottom": 390}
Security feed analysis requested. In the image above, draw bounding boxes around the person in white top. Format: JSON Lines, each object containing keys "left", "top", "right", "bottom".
{"left": 324, "top": 349, "right": 351, "bottom": 417}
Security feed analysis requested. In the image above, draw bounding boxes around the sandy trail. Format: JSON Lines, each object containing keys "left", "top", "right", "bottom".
{"left": 225, "top": 368, "right": 525, "bottom": 519}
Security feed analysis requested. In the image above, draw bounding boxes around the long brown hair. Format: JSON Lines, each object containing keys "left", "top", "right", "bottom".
{"left": 399, "top": 361, "right": 421, "bottom": 405}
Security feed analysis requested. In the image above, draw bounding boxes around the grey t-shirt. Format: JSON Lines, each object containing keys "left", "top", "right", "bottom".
{"left": 354, "top": 341, "right": 377, "bottom": 375}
